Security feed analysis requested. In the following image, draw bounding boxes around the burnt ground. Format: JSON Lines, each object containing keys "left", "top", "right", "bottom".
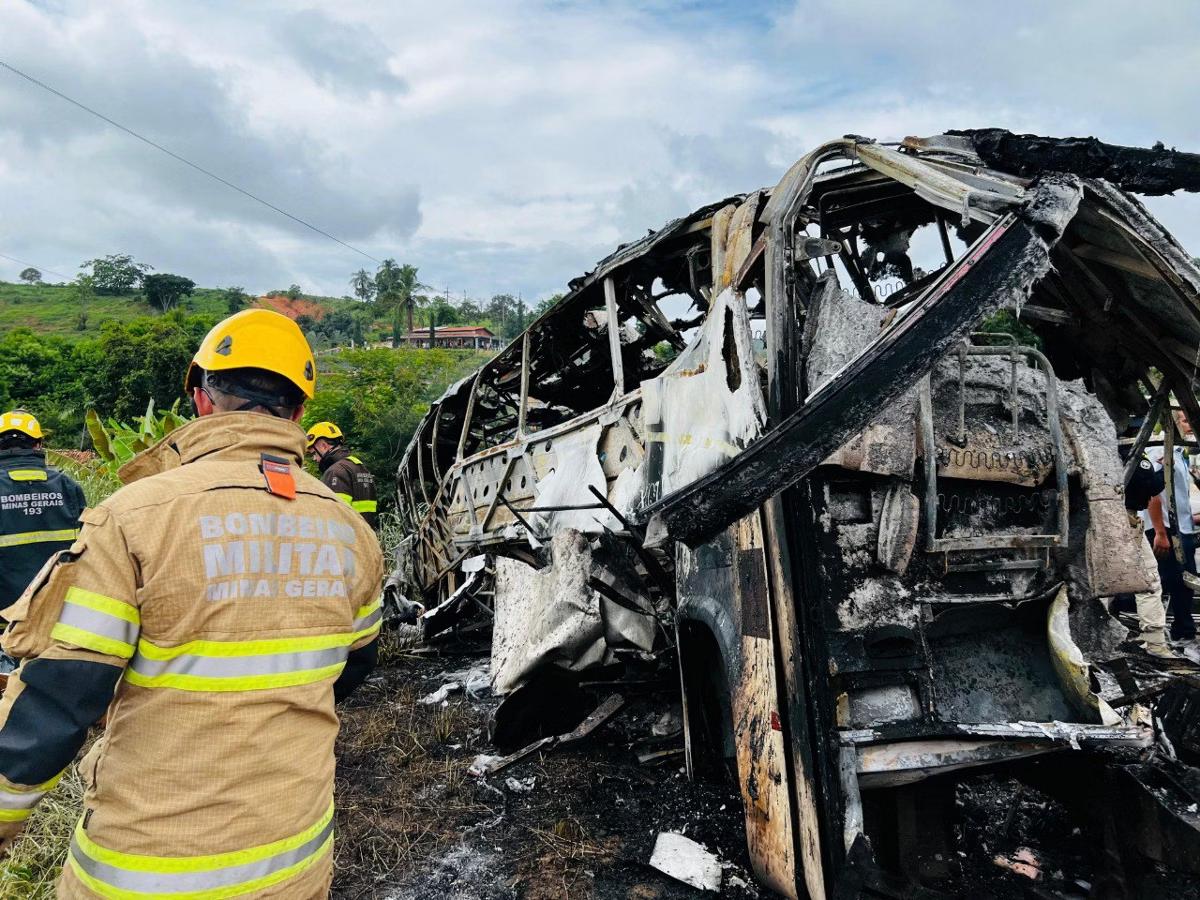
{"left": 332, "top": 637, "right": 1200, "bottom": 900}
{"left": 331, "top": 638, "right": 762, "bottom": 900}
{"left": 949, "top": 772, "right": 1198, "bottom": 899}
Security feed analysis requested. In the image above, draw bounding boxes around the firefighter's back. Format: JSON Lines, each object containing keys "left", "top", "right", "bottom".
{"left": 48, "top": 415, "right": 383, "bottom": 899}
{"left": 322, "top": 450, "right": 378, "bottom": 529}
{"left": 0, "top": 447, "right": 85, "bottom": 613}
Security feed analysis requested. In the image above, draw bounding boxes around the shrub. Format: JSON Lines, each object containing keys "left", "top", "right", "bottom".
{"left": 302, "top": 348, "right": 487, "bottom": 505}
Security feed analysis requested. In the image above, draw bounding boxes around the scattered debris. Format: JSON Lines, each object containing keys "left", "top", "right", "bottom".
{"left": 503, "top": 776, "right": 536, "bottom": 793}
{"left": 419, "top": 682, "right": 462, "bottom": 705}
{"left": 380, "top": 844, "right": 505, "bottom": 900}
{"left": 636, "top": 746, "right": 684, "bottom": 767}
{"left": 469, "top": 694, "right": 626, "bottom": 777}
{"left": 429, "top": 569, "right": 489, "bottom": 635}
{"left": 336, "top": 652, "right": 757, "bottom": 899}
{"left": 446, "top": 667, "right": 492, "bottom": 700}
{"left": 467, "top": 754, "right": 505, "bottom": 777}
{"left": 992, "top": 847, "right": 1041, "bottom": 881}
{"left": 649, "top": 832, "right": 723, "bottom": 893}
{"left": 650, "top": 709, "right": 682, "bottom": 737}
{"left": 417, "top": 667, "right": 491, "bottom": 707}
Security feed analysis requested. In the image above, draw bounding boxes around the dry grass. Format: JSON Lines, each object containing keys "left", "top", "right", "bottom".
{"left": 332, "top": 664, "right": 496, "bottom": 898}
{"left": 0, "top": 766, "right": 86, "bottom": 899}
{"left": 528, "top": 818, "right": 613, "bottom": 863}
{"left": 515, "top": 818, "right": 615, "bottom": 900}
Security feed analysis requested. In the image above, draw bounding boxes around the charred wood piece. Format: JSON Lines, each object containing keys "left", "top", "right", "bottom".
{"left": 952, "top": 128, "right": 1200, "bottom": 196}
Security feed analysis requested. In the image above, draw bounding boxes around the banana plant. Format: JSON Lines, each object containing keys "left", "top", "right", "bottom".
{"left": 86, "top": 398, "right": 190, "bottom": 473}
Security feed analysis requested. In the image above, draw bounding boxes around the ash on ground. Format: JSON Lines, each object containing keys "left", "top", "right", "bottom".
{"left": 334, "top": 644, "right": 1200, "bottom": 899}
{"left": 333, "top": 645, "right": 760, "bottom": 900}
{"left": 942, "top": 771, "right": 1193, "bottom": 899}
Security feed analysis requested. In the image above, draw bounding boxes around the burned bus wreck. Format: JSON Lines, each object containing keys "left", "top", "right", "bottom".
{"left": 390, "top": 130, "right": 1200, "bottom": 897}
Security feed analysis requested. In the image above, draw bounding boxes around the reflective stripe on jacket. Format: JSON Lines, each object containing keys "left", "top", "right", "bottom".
{"left": 0, "top": 448, "right": 86, "bottom": 613}
{"left": 67, "top": 800, "right": 336, "bottom": 898}
{"left": 0, "top": 413, "right": 384, "bottom": 899}
{"left": 317, "top": 446, "right": 378, "bottom": 528}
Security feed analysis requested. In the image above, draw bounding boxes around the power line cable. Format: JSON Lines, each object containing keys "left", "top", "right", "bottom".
{"left": 0, "top": 252, "right": 71, "bottom": 281}
{"left": 0, "top": 59, "right": 381, "bottom": 264}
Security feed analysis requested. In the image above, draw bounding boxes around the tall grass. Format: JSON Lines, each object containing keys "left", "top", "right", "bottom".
{"left": 0, "top": 766, "right": 86, "bottom": 898}
{"left": 44, "top": 452, "right": 120, "bottom": 506}
{"left": 376, "top": 508, "right": 405, "bottom": 566}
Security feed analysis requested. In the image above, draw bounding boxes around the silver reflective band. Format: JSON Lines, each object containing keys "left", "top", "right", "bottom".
{"left": 353, "top": 607, "right": 382, "bottom": 635}
{"left": 129, "top": 645, "right": 349, "bottom": 680}
{"left": 69, "top": 817, "right": 334, "bottom": 894}
{"left": 0, "top": 783, "right": 54, "bottom": 811}
{"left": 58, "top": 604, "right": 138, "bottom": 648}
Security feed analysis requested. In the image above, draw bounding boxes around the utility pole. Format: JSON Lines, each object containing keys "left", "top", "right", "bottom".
{"left": 431, "top": 284, "right": 449, "bottom": 349}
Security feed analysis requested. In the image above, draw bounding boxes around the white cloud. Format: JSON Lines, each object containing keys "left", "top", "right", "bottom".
{"left": 0, "top": 0, "right": 1198, "bottom": 303}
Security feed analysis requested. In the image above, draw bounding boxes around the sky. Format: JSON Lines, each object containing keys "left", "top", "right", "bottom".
{"left": 1, "top": 0, "right": 1198, "bottom": 302}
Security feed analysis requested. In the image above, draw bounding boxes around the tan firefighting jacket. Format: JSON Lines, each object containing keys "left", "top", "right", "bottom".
{"left": 0, "top": 412, "right": 384, "bottom": 899}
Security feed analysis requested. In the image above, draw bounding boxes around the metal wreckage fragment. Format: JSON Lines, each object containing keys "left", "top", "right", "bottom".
{"left": 388, "top": 131, "right": 1200, "bottom": 897}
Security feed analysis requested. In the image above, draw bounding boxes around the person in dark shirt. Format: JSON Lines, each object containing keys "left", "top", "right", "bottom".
{"left": 0, "top": 410, "right": 86, "bottom": 616}
{"left": 305, "top": 421, "right": 378, "bottom": 529}
{"left": 1137, "top": 423, "right": 1200, "bottom": 649}
{"left": 0, "top": 409, "right": 86, "bottom": 680}
{"left": 1127, "top": 455, "right": 1166, "bottom": 513}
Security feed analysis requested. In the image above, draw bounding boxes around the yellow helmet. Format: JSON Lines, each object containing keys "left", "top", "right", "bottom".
{"left": 305, "top": 421, "right": 343, "bottom": 449}
{"left": 0, "top": 410, "right": 43, "bottom": 440}
{"left": 0, "top": 410, "right": 43, "bottom": 441}
{"left": 186, "top": 309, "right": 316, "bottom": 400}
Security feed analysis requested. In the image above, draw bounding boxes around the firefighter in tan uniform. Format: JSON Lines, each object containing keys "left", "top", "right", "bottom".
{"left": 0, "top": 309, "right": 384, "bottom": 899}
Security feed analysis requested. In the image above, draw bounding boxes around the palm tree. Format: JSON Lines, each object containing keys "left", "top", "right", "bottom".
{"left": 375, "top": 260, "right": 423, "bottom": 347}
{"left": 350, "top": 269, "right": 375, "bottom": 303}
{"left": 396, "top": 264, "right": 421, "bottom": 347}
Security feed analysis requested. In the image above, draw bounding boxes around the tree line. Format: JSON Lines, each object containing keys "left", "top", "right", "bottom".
{"left": 346, "top": 259, "right": 557, "bottom": 344}
{"left": 0, "top": 313, "right": 217, "bottom": 442}
{"left": 17, "top": 254, "right": 243, "bottom": 330}
{"left": 0, "top": 313, "right": 485, "bottom": 505}
{"left": 14, "top": 252, "right": 562, "bottom": 345}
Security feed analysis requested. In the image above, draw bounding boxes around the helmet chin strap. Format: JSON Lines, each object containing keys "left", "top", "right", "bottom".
{"left": 201, "top": 374, "right": 291, "bottom": 418}
{"left": 233, "top": 397, "right": 287, "bottom": 418}
{"left": 191, "top": 387, "right": 211, "bottom": 418}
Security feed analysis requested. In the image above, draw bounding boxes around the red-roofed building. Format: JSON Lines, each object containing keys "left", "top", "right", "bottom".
{"left": 397, "top": 326, "right": 502, "bottom": 350}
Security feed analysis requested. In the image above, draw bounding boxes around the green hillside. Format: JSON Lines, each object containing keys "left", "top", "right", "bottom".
{"left": 0, "top": 269, "right": 521, "bottom": 509}
{"left": 0, "top": 281, "right": 345, "bottom": 339}
{"left": 0, "top": 275, "right": 500, "bottom": 509}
